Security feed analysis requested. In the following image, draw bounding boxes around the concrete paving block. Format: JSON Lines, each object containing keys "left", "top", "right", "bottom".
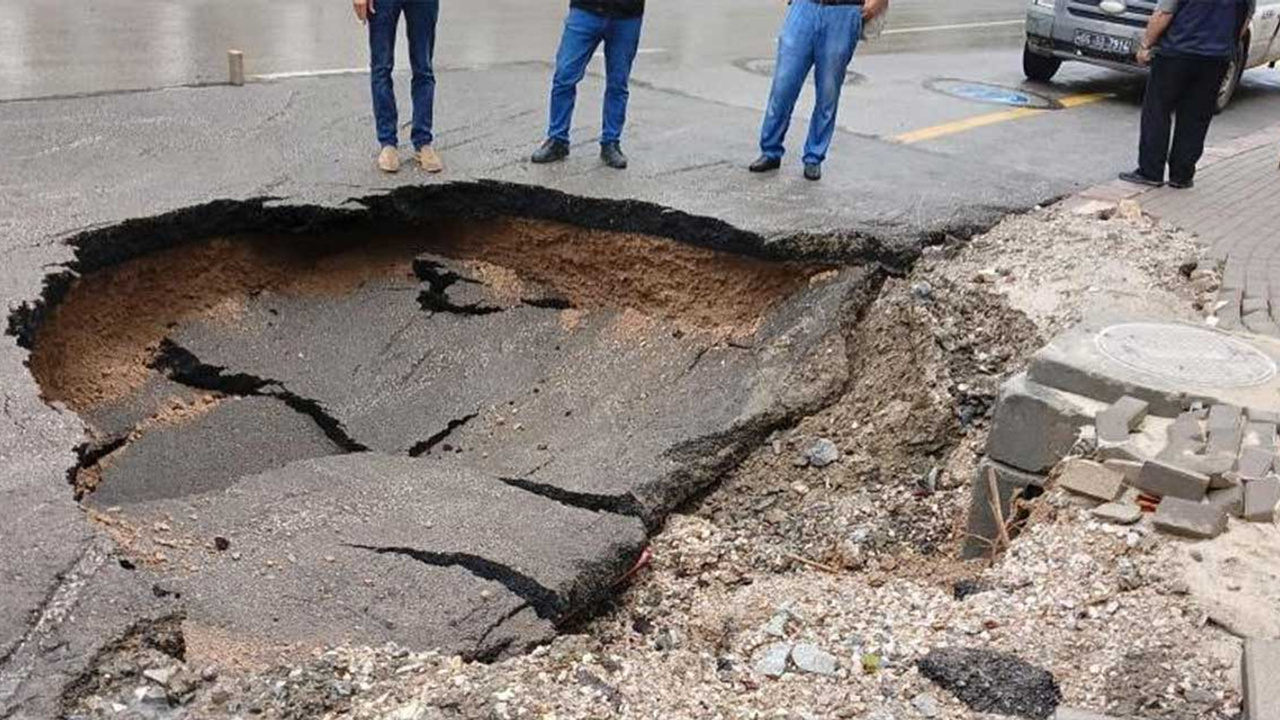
{"left": 963, "top": 459, "right": 1047, "bottom": 559}
{"left": 1207, "top": 404, "right": 1245, "bottom": 456}
{"left": 1134, "top": 459, "right": 1211, "bottom": 501}
{"left": 1057, "top": 459, "right": 1124, "bottom": 502}
{"left": 1247, "top": 407, "right": 1280, "bottom": 425}
{"left": 985, "top": 373, "right": 1098, "bottom": 474}
{"left": 1096, "top": 396, "right": 1149, "bottom": 444}
{"left": 1103, "top": 459, "right": 1143, "bottom": 483}
{"left": 1243, "top": 476, "right": 1280, "bottom": 522}
{"left": 1152, "top": 497, "right": 1228, "bottom": 539}
{"left": 1169, "top": 411, "right": 1207, "bottom": 443}
{"left": 1243, "top": 639, "right": 1280, "bottom": 720}
{"left": 1207, "top": 486, "right": 1245, "bottom": 518}
{"left": 1092, "top": 502, "right": 1143, "bottom": 525}
{"left": 1244, "top": 421, "right": 1278, "bottom": 450}
{"left": 1238, "top": 446, "right": 1274, "bottom": 480}
{"left": 1243, "top": 297, "right": 1269, "bottom": 315}
{"left": 1098, "top": 441, "right": 1150, "bottom": 464}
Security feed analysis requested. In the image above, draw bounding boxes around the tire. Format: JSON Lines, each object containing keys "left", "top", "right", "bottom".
{"left": 1023, "top": 42, "right": 1062, "bottom": 83}
{"left": 1215, "top": 40, "right": 1246, "bottom": 113}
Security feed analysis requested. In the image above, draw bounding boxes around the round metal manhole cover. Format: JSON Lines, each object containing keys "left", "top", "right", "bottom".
{"left": 733, "top": 57, "right": 866, "bottom": 86}
{"left": 1095, "top": 323, "right": 1277, "bottom": 388}
{"left": 924, "top": 78, "right": 1060, "bottom": 109}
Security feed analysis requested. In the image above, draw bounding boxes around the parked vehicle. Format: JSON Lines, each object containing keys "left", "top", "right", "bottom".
{"left": 1024, "top": 0, "right": 1280, "bottom": 111}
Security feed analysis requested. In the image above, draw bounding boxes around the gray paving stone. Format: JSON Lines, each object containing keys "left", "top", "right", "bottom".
{"left": 1243, "top": 476, "right": 1280, "bottom": 522}
{"left": 1095, "top": 396, "right": 1149, "bottom": 444}
{"left": 1152, "top": 497, "right": 1228, "bottom": 539}
{"left": 1169, "top": 411, "right": 1207, "bottom": 443}
{"left": 963, "top": 459, "right": 1047, "bottom": 559}
{"left": 1134, "top": 459, "right": 1211, "bottom": 501}
{"left": 1207, "top": 486, "right": 1245, "bottom": 518}
{"left": 1091, "top": 502, "right": 1143, "bottom": 525}
{"left": 1243, "top": 297, "right": 1269, "bottom": 315}
{"left": 1238, "top": 446, "right": 1274, "bottom": 480}
{"left": 1243, "top": 639, "right": 1280, "bottom": 720}
{"left": 1243, "top": 421, "right": 1278, "bottom": 449}
{"left": 1207, "top": 404, "right": 1245, "bottom": 456}
{"left": 1057, "top": 459, "right": 1124, "bottom": 502}
{"left": 1246, "top": 407, "right": 1280, "bottom": 425}
{"left": 1103, "top": 459, "right": 1143, "bottom": 483}
{"left": 985, "top": 373, "right": 1095, "bottom": 474}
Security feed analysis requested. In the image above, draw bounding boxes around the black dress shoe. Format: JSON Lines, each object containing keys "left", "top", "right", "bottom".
{"left": 531, "top": 138, "right": 570, "bottom": 164}
{"left": 1118, "top": 169, "right": 1164, "bottom": 187}
{"left": 804, "top": 163, "right": 822, "bottom": 181}
{"left": 601, "top": 142, "right": 628, "bottom": 169}
{"left": 749, "top": 155, "right": 781, "bottom": 173}
{"left": 1169, "top": 177, "right": 1195, "bottom": 189}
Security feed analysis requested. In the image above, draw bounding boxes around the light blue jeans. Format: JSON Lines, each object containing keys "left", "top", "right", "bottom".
{"left": 759, "top": 0, "right": 863, "bottom": 165}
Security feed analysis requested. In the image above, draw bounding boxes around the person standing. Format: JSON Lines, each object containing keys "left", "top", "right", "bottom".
{"left": 749, "top": 0, "right": 888, "bottom": 182}
{"left": 355, "top": 0, "right": 444, "bottom": 174}
{"left": 1120, "top": 0, "right": 1253, "bottom": 189}
{"left": 531, "top": 0, "right": 645, "bottom": 170}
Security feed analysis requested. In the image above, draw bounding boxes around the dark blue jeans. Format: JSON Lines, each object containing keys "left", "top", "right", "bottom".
{"left": 369, "top": 0, "right": 438, "bottom": 150}
{"left": 760, "top": 0, "right": 863, "bottom": 165}
{"left": 546, "top": 8, "right": 643, "bottom": 145}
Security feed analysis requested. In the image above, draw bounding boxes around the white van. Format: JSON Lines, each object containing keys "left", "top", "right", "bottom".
{"left": 1024, "top": 0, "right": 1280, "bottom": 110}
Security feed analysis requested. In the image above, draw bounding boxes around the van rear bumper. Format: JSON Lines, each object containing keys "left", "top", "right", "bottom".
{"left": 1026, "top": 9, "right": 1148, "bottom": 75}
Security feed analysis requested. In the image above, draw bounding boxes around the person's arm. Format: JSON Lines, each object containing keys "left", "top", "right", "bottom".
{"left": 1137, "top": 1, "right": 1177, "bottom": 65}
{"left": 865, "top": 0, "right": 889, "bottom": 21}
{"left": 354, "top": 0, "right": 374, "bottom": 23}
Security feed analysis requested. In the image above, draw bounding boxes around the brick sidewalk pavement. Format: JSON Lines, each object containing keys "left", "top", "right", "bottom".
{"left": 1068, "top": 123, "right": 1280, "bottom": 336}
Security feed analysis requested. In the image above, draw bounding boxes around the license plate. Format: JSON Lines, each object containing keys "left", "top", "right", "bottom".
{"left": 1074, "top": 29, "right": 1133, "bottom": 55}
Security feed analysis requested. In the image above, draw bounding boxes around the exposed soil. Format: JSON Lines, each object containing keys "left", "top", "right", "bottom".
{"left": 30, "top": 216, "right": 821, "bottom": 414}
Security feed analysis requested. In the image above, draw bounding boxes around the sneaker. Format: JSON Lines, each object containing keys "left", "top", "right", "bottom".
{"left": 748, "top": 155, "right": 781, "bottom": 173}
{"left": 531, "top": 138, "right": 570, "bottom": 164}
{"left": 1169, "top": 177, "right": 1195, "bottom": 189}
{"left": 417, "top": 145, "right": 444, "bottom": 174}
{"left": 601, "top": 142, "right": 628, "bottom": 169}
{"left": 377, "top": 146, "right": 400, "bottom": 173}
{"left": 1118, "top": 169, "right": 1164, "bottom": 187}
{"left": 804, "top": 163, "right": 822, "bottom": 181}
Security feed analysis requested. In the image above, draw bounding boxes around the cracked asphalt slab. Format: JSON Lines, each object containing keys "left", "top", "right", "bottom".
{"left": 0, "top": 62, "right": 1054, "bottom": 717}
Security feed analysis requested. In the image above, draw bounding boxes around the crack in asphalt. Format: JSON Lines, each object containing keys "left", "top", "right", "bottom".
{"left": 407, "top": 413, "right": 479, "bottom": 457}
{"left": 497, "top": 476, "right": 644, "bottom": 519}
{"left": 344, "top": 544, "right": 561, "bottom": 620}
{"left": 153, "top": 340, "right": 369, "bottom": 453}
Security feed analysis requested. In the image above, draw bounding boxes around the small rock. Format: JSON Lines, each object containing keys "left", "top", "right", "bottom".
{"left": 791, "top": 643, "right": 838, "bottom": 676}
{"left": 804, "top": 439, "right": 840, "bottom": 468}
{"left": 142, "top": 665, "right": 178, "bottom": 687}
{"left": 763, "top": 612, "right": 790, "bottom": 638}
{"left": 213, "top": 536, "right": 231, "bottom": 552}
{"left": 753, "top": 643, "right": 792, "bottom": 678}
{"left": 911, "top": 692, "right": 940, "bottom": 718}
{"left": 200, "top": 665, "right": 219, "bottom": 682}
{"left": 386, "top": 700, "right": 428, "bottom": 720}
{"left": 911, "top": 282, "right": 934, "bottom": 301}
{"left": 1091, "top": 502, "right": 1142, "bottom": 525}
{"left": 654, "top": 628, "right": 683, "bottom": 652}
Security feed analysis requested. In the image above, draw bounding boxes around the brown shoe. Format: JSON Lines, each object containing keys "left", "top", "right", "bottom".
{"left": 377, "top": 146, "right": 400, "bottom": 174}
{"left": 417, "top": 145, "right": 444, "bottom": 174}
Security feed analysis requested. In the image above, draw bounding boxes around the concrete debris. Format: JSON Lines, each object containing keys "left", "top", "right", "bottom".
{"left": 1102, "top": 458, "right": 1142, "bottom": 483}
{"left": 1243, "top": 639, "right": 1280, "bottom": 720}
{"left": 804, "top": 439, "right": 840, "bottom": 468}
{"left": 1091, "top": 502, "right": 1142, "bottom": 525}
{"left": 917, "top": 647, "right": 1062, "bottom": 720}
{"left": 1243, "top": 476, "right": 1280, "bottom": 522}
{"left": 1206, "top": 404, "right": 1245, "bottom": 456}
{"left": 790, "top": 642, "right": 838, "bottom": 676}
{"left": 1237, "top": 446, "right": 1274, "bottom": 479}
{"left": 753, "top": 642, "right": 792, "bottom": 678}
{"left": 1056, "top": 459, "right": 1123, "bottom": 502}
{"left": 1133, "top": 459, "right": 1209, "bottom": 501}
{"left": 1095, "top": 396, "right": 1148, "bottom": 444}
{"left": 910, "top": 692, "right": 940, "bottom": 718}
{"left": 1206, "top": 485, "right": 1245, "bottom": 517}
{"left": 1152, "top": 497, "right": 1228, "bottom": 539}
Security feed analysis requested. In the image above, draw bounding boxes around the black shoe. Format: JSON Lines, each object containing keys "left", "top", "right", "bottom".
{"left": 804, "top": 163, "right": 822, "bottom": 181}
{"left": 1118, "top": 170, "right": 1164, "bottom": 187}
{"left": 1169, "top": 177, "right": 1195, "bottom": 189}
{"left": 531, "top": 138, "right": 570, "bottom": 164}
{"left": 600, "top": 142, "right": 628, "bottom": 169}
{"left": 749, "top": 155, "right": 781, "bottom": 173}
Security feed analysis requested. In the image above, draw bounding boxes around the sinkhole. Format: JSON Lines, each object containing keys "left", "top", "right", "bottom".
{"left": 14, "top": 191, "right": 876, "bottom": 661}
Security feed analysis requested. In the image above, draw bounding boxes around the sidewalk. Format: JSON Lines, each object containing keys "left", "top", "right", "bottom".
{"left": 1141, "top": 125, "right": 1280, "bottom": 335}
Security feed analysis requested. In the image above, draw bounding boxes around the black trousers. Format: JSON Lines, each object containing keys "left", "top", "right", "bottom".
{"left": 1138, "top": 53, "right": 1231, "bottom": 183}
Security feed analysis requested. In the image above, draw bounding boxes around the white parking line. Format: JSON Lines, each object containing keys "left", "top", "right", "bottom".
{"left": 883, "top": 19, "right": 1024, "bottom": 36}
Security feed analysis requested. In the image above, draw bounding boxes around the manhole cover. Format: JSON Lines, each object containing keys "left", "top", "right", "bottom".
{"left": 1095, "top": 323, "right": 1277, "bottom": 388}
{"left": 733, "top": 57, "right": 865, "bottom": 86}
{"left": 925, "top": 78, "right": 1059, "bottom": 109}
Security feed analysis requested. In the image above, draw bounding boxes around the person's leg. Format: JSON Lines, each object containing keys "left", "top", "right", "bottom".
{"left": 403, "top": 0, "right": 439, "bottom": 151}
{"left": 368, "top": 0, "right": 403, "bottom": 148}
{"left": 803, "top": 4, "right": 861, "bottom": 167}
{"left": 1168, "top": 56, "right": 1230, "bottom": 183}
{"left": 600, "top": 15, "right": 643, "bottom": 146}
{"left": 1137, "top": 54, "right": 1187, "bottom": 181}
{"left": 759, "top": 1, "right": 817, "bottom": 160}
{"left": 547, "top": 9, "right": 607, "bottom": 143}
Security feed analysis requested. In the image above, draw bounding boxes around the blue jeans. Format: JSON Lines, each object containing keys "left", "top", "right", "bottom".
{"left": 759, "top": 0, "right": 863, "bottom": 165}
{"left": 369, "top": 0, "right": 438, "bottom": 150}
{"left": 546, "top": 8, "right": 643, "bottom": 145}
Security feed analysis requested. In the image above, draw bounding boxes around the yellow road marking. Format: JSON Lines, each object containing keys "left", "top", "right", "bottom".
{"left": 891, "top": 92, "right": 1114, "bottom": 145}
